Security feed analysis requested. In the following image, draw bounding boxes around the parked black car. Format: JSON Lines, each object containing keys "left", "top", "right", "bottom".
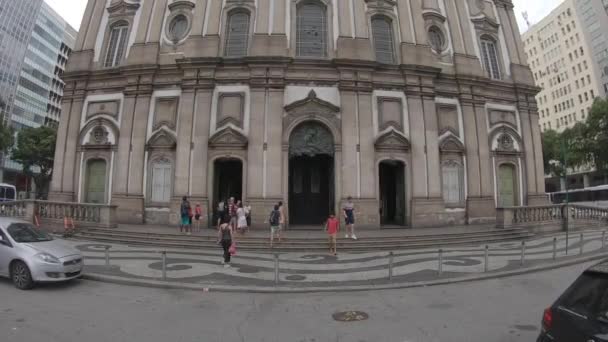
{"left": 538, "top": 260, "right": 608, "bottom": 341}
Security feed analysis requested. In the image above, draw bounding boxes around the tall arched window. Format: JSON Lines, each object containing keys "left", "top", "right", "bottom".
{"left": 371, "top": 16, "right": 395, "bottom": 64}
{"left": 225, "top": 10, "right": 250, "bottom": 57}
{"left": 296, "top": 1, "right": 327, "bottom": 57}
{"left": 104, "top": 22, "right": 129, "bottom": 67}
{"left": 480, "top": 36, "right": 501, "bottom": 79}
{"left": 150, "top": 158, "right": 172, "bottom": 203}
{"left": 442, "top": 160, "right": 464, "bottom": 206}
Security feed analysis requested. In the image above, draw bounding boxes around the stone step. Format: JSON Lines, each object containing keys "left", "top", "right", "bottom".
{"left": 74, "top": 230, "right": 534, "bottom": 252}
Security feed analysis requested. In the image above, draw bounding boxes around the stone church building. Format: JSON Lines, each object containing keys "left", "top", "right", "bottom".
{"left": 50, "top": 0, "right": 546, "bottom": 228}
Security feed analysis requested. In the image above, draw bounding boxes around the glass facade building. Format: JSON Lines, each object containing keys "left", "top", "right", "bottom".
{"left": 575, "top": 0, "right": 608, "bottom": 97}
{"left": 0, "top": 0, "right": 76, "bottom": 191}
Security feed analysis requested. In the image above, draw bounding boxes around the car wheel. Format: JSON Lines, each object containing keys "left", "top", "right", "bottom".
{"left": 11, "top": 261, "right": 34, "bottom": 290}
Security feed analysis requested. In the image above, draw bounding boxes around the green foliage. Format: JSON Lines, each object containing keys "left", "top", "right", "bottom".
{"left": 542, "top": 98, "right": 608, "bottom": 178}
{"left": 11, "top": 126, "right": 56, "bottom": 196}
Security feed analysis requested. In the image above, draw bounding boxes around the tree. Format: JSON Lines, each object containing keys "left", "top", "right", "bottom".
{"left": 11, "top": 126, "right": 56, "bottom": 197}
{"left": 542, "top": 125, "right": 587, "bottom": 178}
{"left": 583, "top": 98, "right": 608, "bottom": 175}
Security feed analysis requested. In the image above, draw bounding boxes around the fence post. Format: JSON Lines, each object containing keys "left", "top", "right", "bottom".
{"left": 388, "top": 251, "right": 394, "bottom": 281}
{"left": 161, "top": 251, "right": 167, "bottom": 281}
{"left": 274, "top": 254, "right": 279, "bottom": 285}
{"left": 553, "top": 237, "right": 557, "bottom": 261}
{"left": 438, "top": 249, "right": 443, "bottom": 276}
{"left": 105, "top": 246, "right": 110, "bottom": 266}
{"left": 520, "top": 241, "right": 526, "bottom": 266}
{"left": 580, "top": 233, "right": 584, "bottom": 255}
{"left": 484, "top": 245, "right": 489, "bottom": 273}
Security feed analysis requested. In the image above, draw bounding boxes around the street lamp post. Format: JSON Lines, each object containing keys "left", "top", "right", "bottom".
{"left": 561, "top": 139, "right": 570, "bottom": 255}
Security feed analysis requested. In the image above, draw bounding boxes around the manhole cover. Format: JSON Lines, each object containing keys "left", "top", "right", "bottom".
{"left": 332, "top": 311, "right": 369, "bottom": 322}
{"left": 285, "top": 274, "right": 306, "bottom": 281}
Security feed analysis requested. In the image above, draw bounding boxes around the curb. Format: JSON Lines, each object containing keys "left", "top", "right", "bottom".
{"left": 81, "top": 250, "right": 608, "bottom": 293}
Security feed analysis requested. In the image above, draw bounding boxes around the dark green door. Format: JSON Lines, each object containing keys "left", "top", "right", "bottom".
{"left": 86, "top": 160, "right": 106, "bottom": 204}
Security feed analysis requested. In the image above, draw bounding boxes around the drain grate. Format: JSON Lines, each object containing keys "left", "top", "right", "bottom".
{"left": 332, "top": 311, "right": 369, "bottom": 322}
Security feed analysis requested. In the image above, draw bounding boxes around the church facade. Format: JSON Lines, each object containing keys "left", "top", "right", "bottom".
{"left": 50, "top": 0, "right": 546, "bottom": 228}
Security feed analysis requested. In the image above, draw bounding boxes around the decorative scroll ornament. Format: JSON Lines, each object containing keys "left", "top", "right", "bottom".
{"left": 289, "top": 123, "right": 334, "bottom": 157}
{"left": 89, "top": 125, "right": 110, "bottom": 145}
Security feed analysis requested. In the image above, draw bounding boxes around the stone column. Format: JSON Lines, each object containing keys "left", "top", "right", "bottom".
{"left": 251, "top": 0, "right": 288, "bottom": 56}
{"left": 74, "top": 0, "right": 96, "bottom": 50}
{"left": 247, "top": 89, "right": 266, "bottom": 199}
{"left": 128, "top": 0, "right": 159, "bottom": 64}
{"left": 520, "top": 109, "right": 536, "bottom": 204}
{"left": 396, "top": 0, "right": 415, "bottom": 44}
{"left": 255, "top": 0, "right": 270, "bottom": 34}
{"left": 83, "top": 0, "right": 106, "bottom": 50}
{"left": 190, "top": 89, "right": 213, "bottom": 205}
{"left": 49, "top": 98, "right": 73, "bottom": 198}
{"left": 147, "top": 0, "right": 169, "bottom": 43}
{"left": 191, "top": 0, "right": 208, "bottom": 36}
{"left": 495, "top": 2, "right": 521, "bottom": 65}
{"left": 173, "top": 90, "right": 196, "bottom": 197}
{"left": 340, "top": 91, "right": 359, "bottom": 199}
{"left": 110, "top": 94, "right": 136, "bottom": 222}
{"left": 60, "top": 98, "right": 85, "bottom": 201}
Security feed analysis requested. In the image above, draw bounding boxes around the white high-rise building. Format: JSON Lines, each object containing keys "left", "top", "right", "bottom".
{"left": 522, "top": 0, "right": 601, "bottom": 133}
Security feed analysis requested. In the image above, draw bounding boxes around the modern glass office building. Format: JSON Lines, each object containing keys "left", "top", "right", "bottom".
{"left": 0, "top": 0, "right": 76, "bottom": 191}
{"left": 575, "top": 0, "right": 608, "bottom": 97}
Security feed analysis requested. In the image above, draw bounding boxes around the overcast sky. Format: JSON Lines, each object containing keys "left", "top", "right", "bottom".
{"left": 44, "top": 0, "right": 561, "bottom": 34}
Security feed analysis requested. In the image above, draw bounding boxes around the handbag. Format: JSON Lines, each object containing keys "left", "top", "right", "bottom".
{"left": 229, "top": 242, "right": 237, "bottom": 256}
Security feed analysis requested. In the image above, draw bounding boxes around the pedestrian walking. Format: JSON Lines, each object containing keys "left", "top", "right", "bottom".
{"left": 343, "top": 196, "right": 356, "bottom": 240}
{"left": 228, "top": 197, "right": 237, "bottom": 231}
{"left": 269, "top": 205, "right": 281, "bottom": 248}
{"left": 194, "top": 203, "right": 202, "bottom": 232}
{"left": 236, "top": 202, "right": 248, "bottom": 234}
{"left": 179, "top": 196, "right": 191, "bottom": 234}
{"left": 245, "top": 203, "right": 252, "bottom": 231}
{"left": 216, "top": 200, "right": 226, "bottom": 229}
{"left": 325, "top": 213, "right": 340, "bottom": 256}
{"left": 278, "top": 201, "right": 286, "bottom": 242}
{"left": 217, "top": 221, "right": 233, "bottom": 268}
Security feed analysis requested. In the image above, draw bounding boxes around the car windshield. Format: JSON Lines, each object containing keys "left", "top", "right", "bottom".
{"left": 7, "top": 224, "right": 52, "bottom": 243}
{"left": 558, "top": 272, "right": 608, "bottom": 321}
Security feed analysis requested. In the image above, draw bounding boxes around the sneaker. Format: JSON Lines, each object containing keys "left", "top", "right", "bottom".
{"left": 351, "top": 234, "right": 357, "bottom": 240}
{"left": 224, "top": 264, "right": 231, "bottom": 268}
{"left": 221, "top": 260, "right": 225, "bottom": 265}
{"left": 345, "top": 234, "right": 350, "bottom": 239}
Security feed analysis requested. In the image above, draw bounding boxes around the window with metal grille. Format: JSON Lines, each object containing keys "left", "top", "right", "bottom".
{"left": 104, "top": 22, "right": 129, "bottom": 68}
{"left": 480, "top": 37, "right": 501, "bottom": 79}
{"left": 296, "top": 2, "right": 327, "bottom": 57}
{"left": 225, "top": 10, "right": 250, "bottom": 57}
{"left": 371, "top": 16, "right": 395, "bottom": 64}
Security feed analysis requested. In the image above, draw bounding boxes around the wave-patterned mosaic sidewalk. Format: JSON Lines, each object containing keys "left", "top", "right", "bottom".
{"left": 69, "top": 230, "right": 608, "bottom": 288}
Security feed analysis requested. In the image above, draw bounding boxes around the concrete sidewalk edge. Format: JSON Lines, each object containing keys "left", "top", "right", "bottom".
{"left": 81, "top": 251, "right": 608, "bottom": 293}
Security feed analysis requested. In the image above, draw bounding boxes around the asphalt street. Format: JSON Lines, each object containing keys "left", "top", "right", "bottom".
{"left": 0, "top": 261, "right": 596, "bottom": 342}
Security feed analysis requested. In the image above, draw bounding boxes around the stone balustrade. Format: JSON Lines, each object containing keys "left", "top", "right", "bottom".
{"left": 0, "top": 200, "right": 117, "bottom": 228}
{"left": 497, "top": 204, "right": 608, "bottom": 231}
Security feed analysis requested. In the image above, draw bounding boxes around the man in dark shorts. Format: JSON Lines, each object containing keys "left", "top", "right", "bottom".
{"left": 343, "top": 196, "right": 356, "bottom": 240}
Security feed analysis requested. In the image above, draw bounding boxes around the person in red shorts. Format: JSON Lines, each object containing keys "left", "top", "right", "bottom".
{"left": 325, "top": 213, "right": 340, "bottom": 256}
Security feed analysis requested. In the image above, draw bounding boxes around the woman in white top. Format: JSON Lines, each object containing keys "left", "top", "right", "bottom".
{"left": 236, "top": 202, "right": 248, "bottom": 234}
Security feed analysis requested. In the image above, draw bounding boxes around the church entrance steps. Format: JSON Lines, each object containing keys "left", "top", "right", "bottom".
{"left": 74, "top": 227, "right": 534, "bottom": 252}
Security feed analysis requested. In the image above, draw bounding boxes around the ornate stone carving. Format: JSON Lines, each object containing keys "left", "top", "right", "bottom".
{"left": 364, "top": 0, "right": 397, "bottom": 10}
{"left": 289, "top": 122, "right": 334, "bottom": 157}
{"left": 147, "top": 130, "right": 177, "bottom": 150}
{"left": 209, "top": 127, "right": 248, "bottom": 149}
{"left": 88, "top": 125, "right": 110, "bottom": 145}
{"left": 375, "top": 130, "right": 411, "bottom": 152}
{"left": 284, "top": 90, "right": 341, "bottom": 138}
{"left": 107, "top": 0, "right": 140, "bottom": 17}
{"left": 496, "top": 133, "right": 515, "bottom": 152}
{"left": 439, "top": 135, "right": 465, "bottom": 153}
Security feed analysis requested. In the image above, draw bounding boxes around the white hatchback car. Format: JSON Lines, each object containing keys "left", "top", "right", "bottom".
{"left": 0, "top": 218, "right": 83, "bottom": 289}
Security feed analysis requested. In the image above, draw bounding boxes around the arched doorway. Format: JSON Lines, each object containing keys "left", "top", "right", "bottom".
{"left": 213, "top": 158, "right": 243, "bottom": 205}
{"left": 85, "top": 159, "right": 107, "bottom": 204}
{"left": 379, "top": 160, "right": 406, "bottom": 225}
{"left": 498, "top": 164, "right": 517, "bottom": 207}
{"left": 289, "top": 122, "right": 334, "bottom": 225}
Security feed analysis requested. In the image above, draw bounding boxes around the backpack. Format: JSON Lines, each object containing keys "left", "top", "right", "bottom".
{"left": 269, "top": 210, "right": 280, "bottom": 226}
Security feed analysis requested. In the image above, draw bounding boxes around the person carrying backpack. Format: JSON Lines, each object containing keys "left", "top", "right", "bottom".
{"left": 179, "top": 196, "right": 191, "bottom": 234}
{"left": 269, "top": 205, "right": 281, "bottom": 247}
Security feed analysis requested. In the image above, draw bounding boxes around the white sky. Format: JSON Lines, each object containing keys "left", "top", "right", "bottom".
{"left": 43, "top": 0, "right": 561, "bottom": 36}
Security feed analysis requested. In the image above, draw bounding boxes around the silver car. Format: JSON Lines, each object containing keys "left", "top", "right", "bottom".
{"left": 0, "top": 218, "right": 83, "bottom": 289}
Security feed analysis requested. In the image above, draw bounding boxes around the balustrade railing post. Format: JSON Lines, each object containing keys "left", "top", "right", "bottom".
{"left": 520, "top": 241, "right": 526, "bottom": 266}
{"left": 161, "top": 251, "right": 167, "bottom": 281}
{"left": 553, "top": 237, "right": 557, "bottom": 260}
{"left": 388, "top": 251, "right": 394, "bottom": 281}
{"left": 105, "top": 246, "right": 110, "bottom": 266}
{"left": 484, "top": 245, "right": 489, "bottom": 273}
{"left": 438, "top": 249, "right": 444, "bottom": 276}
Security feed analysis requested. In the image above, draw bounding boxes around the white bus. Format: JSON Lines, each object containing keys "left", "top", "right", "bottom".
{"left": 0, "top": 183, "right": 17, "bottom": 202}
